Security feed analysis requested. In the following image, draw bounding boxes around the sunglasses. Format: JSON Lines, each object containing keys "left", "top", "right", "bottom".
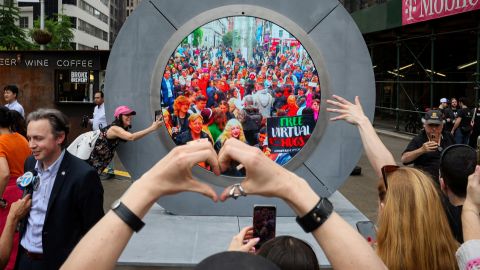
{"left": 381, "top": 165, "right": 400, "bottom": 190}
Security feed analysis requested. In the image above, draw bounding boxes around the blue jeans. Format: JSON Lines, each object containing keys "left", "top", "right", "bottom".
{"left": 454, "top": 128, "right": 470, "bottom": 144}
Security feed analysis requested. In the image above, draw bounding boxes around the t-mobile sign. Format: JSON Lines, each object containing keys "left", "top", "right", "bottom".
{"left": 402, "top": 0, "right": 480, "bottom": 25}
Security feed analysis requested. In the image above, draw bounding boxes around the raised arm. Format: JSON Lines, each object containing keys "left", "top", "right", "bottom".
{"left": 218, "top": 139, "right": 387, "bottom": 270}
{"left": 61, "top": 140, "right": 219, "bottom": 270}
{"left": 463, "top": 165, "right": 480, "bottom": 241}
{"left": 106, "top": 119, "right": 163, "bottom": 141}
{"left": 326, "top": 95, "right": 395, "bottom": 178}
{"left": 456, "top": 165, "right": 480, "bottom": 270}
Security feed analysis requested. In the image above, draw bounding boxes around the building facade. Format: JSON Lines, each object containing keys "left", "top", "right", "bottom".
{"left": 16, "top": 0, "right": 110, "bottom": 50}
{"left": 0, "top": 50, "right": 109, "bottom": 139}
{"left": 109, "top": 0, "right": 126, "bottom": 48}
{"left": 345, "top": 0, "right": 479, "bottom": 132}
{"left": 125, "top": 0, "right": 141, "bottom": 17}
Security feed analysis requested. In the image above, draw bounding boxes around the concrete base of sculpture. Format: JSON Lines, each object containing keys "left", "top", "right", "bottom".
{"left": 117, "top": 191, "right": 369, "bottom": 268}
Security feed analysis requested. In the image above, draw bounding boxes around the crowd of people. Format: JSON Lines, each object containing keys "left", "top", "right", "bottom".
{"left": 437, "top": 97, "right": 480, "bottom": 148}
{"left": 1, "top": 76, "right": 480, "bottom": 270}
{"left": 160, "top": 44, "right": 321, "bottom": 170}
{"left": 58, "top": 93, "right": 480, "bottom": 270}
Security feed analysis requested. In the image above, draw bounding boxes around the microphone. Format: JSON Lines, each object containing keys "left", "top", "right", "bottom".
{"left": 16, "top": 170, "right": 39, "bottom": 198}
{"left": 16, "top": 170, "right": 38, "bottom": 232}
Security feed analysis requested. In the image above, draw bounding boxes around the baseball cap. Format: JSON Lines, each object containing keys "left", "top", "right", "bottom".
{"left": 440, "top": 98, "right": 448, "bottom": 103}
{"left": 423, "top": 110, "right": 443, "bottom": 125}
{"left": 114, "top": 105, "right": 136, "bottom": 118}
{"left": 201, "top": 108, "right": 213, "bottom": 123}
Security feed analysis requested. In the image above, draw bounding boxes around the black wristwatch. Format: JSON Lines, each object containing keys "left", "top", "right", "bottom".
{"left": 111, "top": 199, "right": 145, "bottom": 232}
{"left": 296, "top": 197, "right": 333, "bottom": 233}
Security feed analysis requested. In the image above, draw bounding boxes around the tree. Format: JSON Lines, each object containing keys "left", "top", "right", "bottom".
{"left": 30, "top": 14, "right": 74, "bottom": 50}
{"left": 222, "top": 31, "right": 240, "bottom": 49}
{"left": 222, "top": 31, "right": 233, "bottom": 48}
{"left": 0, "top": 2, "right": 33, "bottom": 50}
{"left": 192, "top": 28, "right": 203, "bottom": 47}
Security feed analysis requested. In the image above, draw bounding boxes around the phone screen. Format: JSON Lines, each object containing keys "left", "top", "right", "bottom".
{"left": 253, "top": 205, "right": 276, "bottom": 249}
{"left": 356, "top": 221, "right": 377, "bottom": 243}
{"left": 154, "top": 110, "right": 162, "bottom": 121}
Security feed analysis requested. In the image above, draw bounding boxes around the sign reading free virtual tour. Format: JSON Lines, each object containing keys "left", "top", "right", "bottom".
{"left": 267, "top": 115, "right": 316, "bottom": 154}
{"left": 402, "top": 0, "right": 480, "bottom": 25}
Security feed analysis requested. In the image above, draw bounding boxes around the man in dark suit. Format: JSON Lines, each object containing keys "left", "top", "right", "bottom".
{"left": 16, "top": 108, "right": 104, "bottom": 270}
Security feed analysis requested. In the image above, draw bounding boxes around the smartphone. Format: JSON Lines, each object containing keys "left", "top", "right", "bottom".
{"left": 154, "top": 110, "right": 163, "bottom": 121}
{"left": 253, "top": 205, "right": 276, "bottom": 249}
{"left": 356, "top": 221, "right": 377, "bottom": 243}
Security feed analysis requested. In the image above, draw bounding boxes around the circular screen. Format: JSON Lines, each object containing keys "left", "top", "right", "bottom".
{"left": 158, "top": 16, "right": 320, "bottom": 176}
{"left": 106, "top": 1, "right": 375, "bottom": 215}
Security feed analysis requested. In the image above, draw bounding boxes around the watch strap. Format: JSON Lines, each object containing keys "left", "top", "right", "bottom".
{"left": 296, "top": 197, "right": 333, "bottom": 233}
{"left": 112, "top": 201, "right": 145, "bottom": 232}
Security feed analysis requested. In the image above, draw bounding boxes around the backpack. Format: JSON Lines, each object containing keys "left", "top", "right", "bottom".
{"left": 67, "top": 130, "right": 101, "bottom": 160}
{"left": 243, "top": 109, "right": 262, "bottom": 131}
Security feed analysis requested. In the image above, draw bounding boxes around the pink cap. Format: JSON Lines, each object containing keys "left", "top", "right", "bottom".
{"left": 114, "top": 105, "right": 136, "bottom": 118}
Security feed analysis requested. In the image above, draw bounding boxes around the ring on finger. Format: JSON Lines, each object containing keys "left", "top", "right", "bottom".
{"left": 229, "top": 183, "right": 247, "bottom": 200}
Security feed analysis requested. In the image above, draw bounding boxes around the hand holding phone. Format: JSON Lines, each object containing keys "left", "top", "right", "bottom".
{"left": 253, "top": 205, "right": 276, "bottom": 249}
{"left": 228, "top": 226, "right": 259, "bottom": 252}
{"left": 154, "top": 110, "right": 163, "bottom": 122}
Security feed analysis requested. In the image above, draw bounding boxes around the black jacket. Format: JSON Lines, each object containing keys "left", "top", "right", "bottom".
{"left": 175, "top": 130, "right": 212, "bottom": 145}
{"left": 18, "top": 152, "right": 104, "bottom": 269}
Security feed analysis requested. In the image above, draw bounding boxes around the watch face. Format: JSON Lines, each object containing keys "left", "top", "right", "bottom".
{"left": 111, "top": 199, "right": 121, "bottom": 209}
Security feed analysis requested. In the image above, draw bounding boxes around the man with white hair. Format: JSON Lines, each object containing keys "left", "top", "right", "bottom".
{"left": 401, "top": 109, "right": 455, "bottom": 182}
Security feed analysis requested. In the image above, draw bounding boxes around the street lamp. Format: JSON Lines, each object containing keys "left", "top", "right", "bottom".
{"left": 40, "top": 0, "right": 45, "bottom": 50}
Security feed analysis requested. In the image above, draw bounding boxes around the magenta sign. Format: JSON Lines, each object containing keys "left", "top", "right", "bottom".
{"left": 402, "top": 0, "right": 480, "bottom": 25}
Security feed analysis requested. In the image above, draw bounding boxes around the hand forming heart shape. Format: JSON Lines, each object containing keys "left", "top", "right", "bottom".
{"left": 138, "top": 138, "right": 305, "bottom": 204}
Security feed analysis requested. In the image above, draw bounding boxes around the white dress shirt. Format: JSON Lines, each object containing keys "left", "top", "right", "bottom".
{"left": 92, "top": 103, "right": 107, "bottom": 131}
{"left": 5, "top": 100, "right": 25, "bottom": 117}
{"left": 21, "top": 150, "right": 65, "bottom": 253}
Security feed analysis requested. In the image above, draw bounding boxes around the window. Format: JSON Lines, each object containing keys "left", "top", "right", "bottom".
{"left": 55, "top": 70, "right": 95, "bottom": 103}
{"left": 77, "top": 43, "right": 95, "bottom": 50}
{"left": 19, "top": 17, "right": 29, "bottom": 28}
{"left": 78, "top": 19, "right": 108, "bottom": 41}
{"left": 70, "top": 16, "right": 77, "bottom": 28}
{"left": 79, "top": 0, "right": 108, "bottom": 24}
